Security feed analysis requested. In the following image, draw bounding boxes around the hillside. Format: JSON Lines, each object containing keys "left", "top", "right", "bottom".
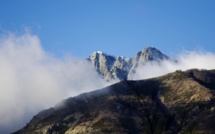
{"left": 14, "top": 69, "right": 215, "bottom": 134}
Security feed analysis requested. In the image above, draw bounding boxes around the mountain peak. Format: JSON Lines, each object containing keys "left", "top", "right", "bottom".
{"left": 96, "top": 51, "right": 103, "bottom": 54}
{"left": 88, "top": 47, "right": 171, "bottom": 81}
{"left": 92, "top": 51, "right": 105, "bottom": 55}
{"left": 90, "top": 51, "right": 115, "bottom": 58}
{"left": 91, "top": 51, "right": 104, "bottom": 56}
{"left": 142, "top": 46, "right": 160, "bottom": 53}
{"left": 140, "top": 47, "right": 170, "bottom": 61}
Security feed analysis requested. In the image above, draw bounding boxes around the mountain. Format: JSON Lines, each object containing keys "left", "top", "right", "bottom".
{"left": 87, "top": 51, "right": 131, "bottom": 81}
{"left": 14, "top": 69, "right": 215, "bottom": 134}
{"left": 87, "top": 47, "right": 170, "bottom": 81}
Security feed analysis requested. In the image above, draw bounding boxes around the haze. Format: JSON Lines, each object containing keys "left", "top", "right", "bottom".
{"left": 0, "top": 32, "right": 215, "bottom": 133}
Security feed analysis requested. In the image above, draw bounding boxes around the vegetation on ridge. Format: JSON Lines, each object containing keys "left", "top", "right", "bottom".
{"left": 14, "top": 69, "right": 215, "bottom": 134}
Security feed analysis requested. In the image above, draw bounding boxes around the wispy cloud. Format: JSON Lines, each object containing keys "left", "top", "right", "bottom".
{"left": 0, "top": 32, "right": 112, "bottom": 133}
{"left": 1, "top": 31, "right": 215, "bottom": 133}
{"left": 130, "top": 50, "right": 215, "bottom": 80}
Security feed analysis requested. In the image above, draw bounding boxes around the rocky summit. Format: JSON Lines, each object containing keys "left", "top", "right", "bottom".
{"left": 87, "top": 47, "right": 170, "bottom": 81}
{"left": 14, "top": 69, "right": 215, "bottom": 134}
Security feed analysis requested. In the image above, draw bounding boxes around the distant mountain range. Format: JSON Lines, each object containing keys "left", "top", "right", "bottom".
{"left": 87, "top": 47, "right": 171, "bottom": 81}
{"left": 14, "top": 69, "right": 215, "bottom": 134}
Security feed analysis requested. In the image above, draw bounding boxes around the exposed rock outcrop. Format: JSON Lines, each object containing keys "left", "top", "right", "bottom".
{"left": 87, "top": 47, "right": 170, "bottom": 81}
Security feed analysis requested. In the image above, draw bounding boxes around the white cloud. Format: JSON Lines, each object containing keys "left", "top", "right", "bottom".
{"left": 130, "top": 50, "right": 215, "bottom": 80}
{"left": 1, "top": 31, "right": 215, "bottom": 133}
{"left": 0, "top": 32, "right": 113, "bottom": 133}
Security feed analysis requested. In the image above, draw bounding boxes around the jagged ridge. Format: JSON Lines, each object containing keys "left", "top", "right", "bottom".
{"left": 87, "top": 47, "right": 170, "bottom": 81}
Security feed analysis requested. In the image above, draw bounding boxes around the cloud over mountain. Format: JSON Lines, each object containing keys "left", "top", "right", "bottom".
{"left": 0, "top": 31, "right": 215, "bottom": 133}
{"left": 132, "top": 50, "right": 215, "bottom": 80}
{"left": 0, "top": 32, "right": 109, "bottom": 133}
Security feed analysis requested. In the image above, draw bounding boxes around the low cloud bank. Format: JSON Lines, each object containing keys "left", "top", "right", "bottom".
{"left": 1, "top": 32, "right": 215, "bottom": 133}
{"left": 0, "top": 32, "right": 112, "bottom": 133}
{"left": 131, "top": 50, "right": 215, "bottom": 80}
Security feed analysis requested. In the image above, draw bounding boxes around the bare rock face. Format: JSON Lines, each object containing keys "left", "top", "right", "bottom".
{"left": 14, "top": 69, "right": 215, "bottom": 134}
{"left": 132, "top": 47, "right": 170, "bottom": 67}
{"left": 87, "top": 51, "right": 132, "bottom": 81}
{"left": 87, "top": 51, "right": 117, "bottom": 80}
{"left": 87, "top": 47, "right": 170, "bottom": 81}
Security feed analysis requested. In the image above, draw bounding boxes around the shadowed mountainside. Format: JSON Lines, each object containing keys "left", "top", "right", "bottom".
{"left": 14, "top": 69, "right": 215, "bottom": 134}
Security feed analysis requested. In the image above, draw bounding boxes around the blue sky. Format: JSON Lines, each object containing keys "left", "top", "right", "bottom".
{"left": 0, "top": 0, "right": 215, "bottom": 58}
{"left": 1, "top": 1, "right": 215, "bottom": 133}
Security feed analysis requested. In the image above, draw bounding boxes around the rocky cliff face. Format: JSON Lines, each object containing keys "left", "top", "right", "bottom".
{"left": 14, "top": 69, "right": 215, "bottom": 134}
{"left": 87, "top": 51, "right": 131, "bottom": 81}
{"left": 87, "top": 47, "right": 170, "bottom": 81}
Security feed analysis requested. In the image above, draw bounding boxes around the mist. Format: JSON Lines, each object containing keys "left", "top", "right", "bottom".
{"left": 131, "top": 50, "right": 215, "bottom": 80}
{"left": 1, "top": 32, "right": 215, "bottom": 133}
{"left": 0, "top": 32, "right": 113, "bottom": 133}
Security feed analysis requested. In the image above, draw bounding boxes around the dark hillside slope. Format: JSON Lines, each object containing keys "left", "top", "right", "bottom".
{"left": 14, "top": 69, "right": 215, "bottom": 134}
